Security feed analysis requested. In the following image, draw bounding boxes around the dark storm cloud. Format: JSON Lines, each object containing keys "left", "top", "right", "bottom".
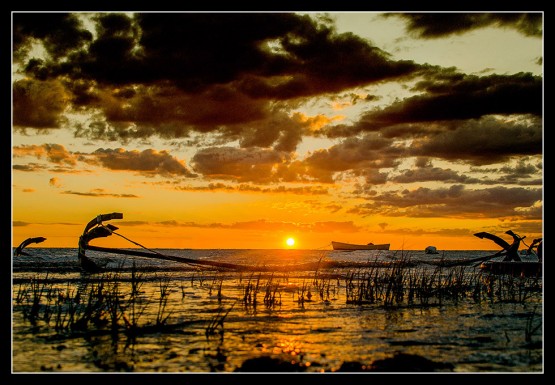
{"left": 386, "top": 13, "right": 542, "bottom": 38}
{"left": 90, "top": 13, "right": 419, "bottom": 94}
{"left": 11, "top": 12, "right": 543, "bottom": 205}
{"left": 350, "top": 185, "right": 542, "bottom": 219}
{"left": 13, "top": 79, "right": 70, "bottom": 129}
{"left": 13, "top": 12, "right": 421, "bottom": 93}
{"left": 335, "top": 72, "right": 542, "bottom": 134}
{"left": 13, "top": 12, "right": 423, "bottom": 142}
{"left": 410, "top": 116, "right": 542, "bottom": 165}
{"left": 71, "top": 83, "right": 274, "bottom": 140}
{"left": 13, "top": 12, "right": 543, "bottom": 177}
{"left": 12, "top": 13, "right": 93, "bottom": 62}
{"left": 324, "top": 74, "right": 542, "bottom": 154}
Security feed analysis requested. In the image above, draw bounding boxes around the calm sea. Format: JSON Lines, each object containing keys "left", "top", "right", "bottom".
{"left": 12, "top": 248, "right": 543, "bottom": 373}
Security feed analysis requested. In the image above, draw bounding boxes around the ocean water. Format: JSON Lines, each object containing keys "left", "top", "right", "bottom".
{"left": 12, "top": 248, "right": 543, "bottom": 373}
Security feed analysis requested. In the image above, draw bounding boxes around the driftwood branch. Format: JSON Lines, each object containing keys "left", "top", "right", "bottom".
{"left": 14, "top": 237, "right": 47, "bottom": 256}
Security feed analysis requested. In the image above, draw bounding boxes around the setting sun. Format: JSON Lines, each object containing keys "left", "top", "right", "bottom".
{"left": 286, "top": 237, "right": 295, "bottom": 247}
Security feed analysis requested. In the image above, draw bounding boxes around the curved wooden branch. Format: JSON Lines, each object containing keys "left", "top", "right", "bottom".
{"left": 14, "top": 237, "right": 47, "bottom": 256}
{"left": 473, "top": 232, "right": 511, "bottom": 250}
{"left": 78, "top": 213, "right": 123, "bottom": 272}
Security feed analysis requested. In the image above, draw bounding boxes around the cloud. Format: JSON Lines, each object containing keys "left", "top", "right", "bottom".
{"left": 306, "top": 133, "right": 395, "bottom": 170}
{"left": 151, "top": 218, "right": 362, "bottom": 233}
{"left": 91, "top": 148, "right": 197, "bottom": 177}
{"left": 323, "top": 113, "right": 541, "bottom": 170}
{"left": 350, "top": 185, "right": 542, "bottom": 219}
{"left": 13, "top": 143, "right": 198, "bottom": 178}
{"left": 13, "top": 13, "right": 93, "bottom": 61}
{"left": 72, "top": 83, "right": 273, "bottom": 141}
{"left": 332, "top": 72, "right": 542, "bottom": 136}
{"left": 13, "top": 79, "right": 70, "bottom": 129}
{"left": 12, "top": 163, "right": 48, "bottom": 172}
{"left": 386, "top": 13, "right": 542, "bottom": 38}
{"left": 352, "top": 168, "right": 390, "bottom": 185}
{"left": 61, "top": 189, "right": 139, "bottom": 198}
{"left": 390, "top": 160, "right": 543, "bottom": 186}
{"left": 190, "top": 146, "right": 288, "bottom": 183}
{"left": 117, "top": 221, "right": 150, "bottom": 226}
{"left": 391, "top": 167, "right": 476, "bottom": 184}
{"left": 174, "top": 183, "right": 328, "bottom": 195}
{"left": 95, "top": 13, "right": 419, "bottom": 93}
{"left": 13, "top": 144, "right": 77, "bottom": 165}
{"left": 409, "top": 116, "right": 542, "bottom": 165}
{"left": 499, "top": 157, "right": 542, "bottom": 175}
{"left": 12, "top": 13, "right": 543, "bottom": 144}
{"left": 13, "top": 12, "right": 424, "bottom": 142}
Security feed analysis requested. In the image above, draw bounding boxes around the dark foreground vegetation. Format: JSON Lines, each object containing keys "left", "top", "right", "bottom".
{"left": 13, "top": 261, "right": 542, "bottom": 372}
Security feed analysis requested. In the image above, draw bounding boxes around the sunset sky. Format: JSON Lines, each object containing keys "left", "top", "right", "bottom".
{"left": 11, "top": 12, "right": 543, "bottom": 250}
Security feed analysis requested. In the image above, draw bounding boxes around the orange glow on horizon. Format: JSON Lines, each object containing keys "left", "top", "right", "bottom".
{"left": 11, "top": 221, "right": 542, "bottom": 251}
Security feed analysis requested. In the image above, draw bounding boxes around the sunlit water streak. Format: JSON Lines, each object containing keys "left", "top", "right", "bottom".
{"left": 12, "top": 248, "right": 543, "bottom": 373}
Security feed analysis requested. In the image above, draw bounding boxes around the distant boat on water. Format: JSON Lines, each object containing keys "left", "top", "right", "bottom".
{"left": 425, "top": 246, "right": 439, "bottom": 254}
{"left": 331, "top": 241, "right": 390, "bottom": 251}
